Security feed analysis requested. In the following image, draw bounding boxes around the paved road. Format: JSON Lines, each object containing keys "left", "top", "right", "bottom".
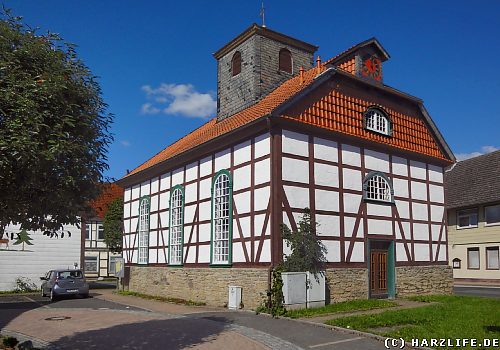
{"left": 454, "top": 285, "right": 500, "bottom": 298}
{"left": 0, "top": 292, "right": 396, "bottom": 350}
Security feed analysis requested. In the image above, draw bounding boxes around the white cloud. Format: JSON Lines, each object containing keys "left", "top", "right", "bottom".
{"left": 120, "top": 140, "right": 131, "bottom": 147}
{"left": 141, "top": 83, "right": 216, "bottom": 119}
{"left": 455, "top": 145, "right": 499, "bottom": 161}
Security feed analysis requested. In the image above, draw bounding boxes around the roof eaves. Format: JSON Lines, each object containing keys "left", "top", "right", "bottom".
{"left": 325, "top": 37, "right": 390, "bottom": 66}
{"left": 418, "top": 104, "right": 456, "bottom": 162}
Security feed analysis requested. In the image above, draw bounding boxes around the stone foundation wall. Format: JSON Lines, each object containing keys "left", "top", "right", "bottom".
{"left": 325, "top": 268, "right": 369, "bottom": 302}
{"left": 128, "top": 266, "right": 269, "bottom": 309}
{"left": 395, "top": 265, "right": 453, "bottom": 297}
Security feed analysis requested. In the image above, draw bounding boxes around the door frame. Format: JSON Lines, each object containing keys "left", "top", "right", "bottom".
{"left": 367, "top": 239, "right": 395, "bottom": 299}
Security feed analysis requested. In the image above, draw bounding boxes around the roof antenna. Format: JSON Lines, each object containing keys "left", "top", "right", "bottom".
{"left": 260, "top": 1, "right": 266, "bottom": 28}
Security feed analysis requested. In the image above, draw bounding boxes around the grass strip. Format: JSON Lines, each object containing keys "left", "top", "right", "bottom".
{"left": 115, "top": 290, "right": 206, "bottom": 306}
{"left": 286, "top": 299, "right": 396, "bottom": 318}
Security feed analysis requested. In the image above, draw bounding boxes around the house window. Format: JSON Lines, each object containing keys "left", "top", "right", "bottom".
{"left": 486, "top": 247, "right": 499, "bottom": 269}
{"left": 365, "top": 108, "right": 391, "bottom": 136}
{"left": 138, "top": 197, "right": 150, "bottom": 265}
{"left": 85, "top": 256, "right": 98, "bottom": 273}
{"left": 457, "top": 209, "right": 478, "bottom": 229}
{"left": 85, "top": 221, "right": 104, "bottom": 240}
{"left": 211, "top": 171, "right": 232, "bottom": 265}
{"left": 452, "top": 258, "right": 461, "bottom": 269}
{"left": 279, "top": 48, "right": 292, "bottom": 74}
{"left": 467, "top": 247, "right": 480, "bottom": 269}
{"left": 363, "top": 172, "right": 393, "bottom": 203}
{"left": 232, "top": 51, "right": 241, "bottom": 76}
{"left": 485, "top": 205, "right": 500, "bottom": 226}
{"left": 169, "top": 186, "right": 184, "bottom": 265}
{"left": 85, "top": 223, "right": 90, "bottom": 239}
{"left": 97, "top": 223, "right": 104, "bottom": 240}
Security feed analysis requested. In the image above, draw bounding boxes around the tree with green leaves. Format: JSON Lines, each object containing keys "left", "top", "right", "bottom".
{"left": 281, "top": 208, "right": 327, "bottom": 276}
{"left": 103, "top": 198, "right": 123, "bottom": 253}
{"left": 13, "top": 229, "right": 33, "bottom": 250}
{"left": 0, "top": 8, "right": 113, "bottom": 238}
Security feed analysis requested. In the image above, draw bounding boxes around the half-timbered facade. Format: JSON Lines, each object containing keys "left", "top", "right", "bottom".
{"left": 117, "top": 24, "right": 455, "bottom": 307}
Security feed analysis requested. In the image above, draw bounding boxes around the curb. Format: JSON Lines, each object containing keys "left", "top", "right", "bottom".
{"left": 1, "top": 329, "right": 57, "bottom": 350}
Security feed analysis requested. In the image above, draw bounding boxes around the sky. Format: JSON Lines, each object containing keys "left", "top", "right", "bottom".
{"left": 6, "top": 1, "right": 500, "bottom": 180}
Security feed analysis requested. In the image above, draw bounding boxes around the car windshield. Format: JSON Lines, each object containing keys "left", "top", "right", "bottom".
{"left": 58, "top": 271, "right": 83, "bottom": 279}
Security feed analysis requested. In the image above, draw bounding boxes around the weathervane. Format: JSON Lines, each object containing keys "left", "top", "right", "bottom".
{"left": 260, "top": 1, "right": 266, "bottom": 27}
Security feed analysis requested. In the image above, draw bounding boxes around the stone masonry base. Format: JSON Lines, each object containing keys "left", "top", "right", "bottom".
{"left": 395, "top": 265, "right": 453, "bottom": 296}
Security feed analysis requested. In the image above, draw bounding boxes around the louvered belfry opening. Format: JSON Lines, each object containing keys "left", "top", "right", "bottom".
{"left": 231, "top": 51, "right": 241, "bottom": 76}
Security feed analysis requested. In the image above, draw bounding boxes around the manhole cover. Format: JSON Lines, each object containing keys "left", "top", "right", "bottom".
{"left": 45, "top": 316, "right": 71, "bottom": 321}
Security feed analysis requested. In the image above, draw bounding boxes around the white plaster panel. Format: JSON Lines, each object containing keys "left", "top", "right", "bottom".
{"left": 344, "top": 216, "right": 364, "bottom": 238}
{"left": 233, "top": 165, "right": 251, "bottom": 191}
{"left": 414, "top": 243, "right": 429, "bottom": 261}
{"left": 130, "top": 218, "right": 138, "bottom": 233}
{"left": 184, "top": 204, "right": 196, "bottom": 225}
{"left": 151, "top": 178, "right": 159, "bottom": 194}
{"left": 431, "top": 205, "right": 444, "bottom": 223}
{"left": 215, "top": 148, "right": 231, "bottom": 171}
{"left": 233, "top": 140, "right": 251, "bottom": 166}
{"left": 158, "top": 247, "right": 166, "bottom": 264}
{"left": 316, "top": 214, "right": 340, "bottom": 237}
{"left": 438, "top": 244, "right": 446, "bottom": 261}
{"left": 282, "top": 130, "right": 309, "bottom": 157}
{"left": 429, "top": 184, "right": 444, "bottom": 203}
{"left": 431, "top": 224, "right": 442, "bottom": 241}
{"left": 314, "top": 137, "right": 338, "bottom": 162}
{"left": 124, "top": 219, "right": 131, "bottom": 234}
{"left": 314, "top": 163, "right": 339, "bottom": 187}
{"left": 131, "top": 184, "right": 140, "bottom": 200}
{"left": 237, "top": 216, "right": 251, "bottom": 238}
{"left": 283, "top": 237, "right": 292, "bottom": 257}
{"left": 411, "top": 181, "right": 427, "bottom": 201}
{"left": 396, "top": 243, "right": 408, "bottom": 262}
{"left": 364, "top": 149, "right": 389, "bottom": 172}
{"left": 171, "top": 168, "right": 184, "bottom": 186}
{"left": 185, "top": 162, "right": 198, "bottom": 182}
{"left": 393, "top": 178, "right": 409, "bottom": 198}
{"left": 428, "top": 164, "right": 443, "bottom": 183}
{"left": 198, "top": 223, "right": 211, "bottom": 242}
{"left": 413, "top": 223, "right": 429, "bottom": 241}
{"left": 148, "top": 249, "right": 157, "bottom": 264}
{"left": 254, "top": 186, "right": 270, "bottom": 212}
{"left": 184, "top": 183, "right": 197, "bottom": 204}
{"left": 150, "top": 213, "right": 158, "bottom": 230}
{"left": 341, "top": 144, "right": 361, "bottom": 167}
{"left": 283, "top": 186, "right": 309, "bottom": 209}
{"left": 410, "top": 160, "right": 427, "bottom": 179}
{"left": 234, "top": 191, "right": 251, "bottom": 214}
{"left": 140, "top": 180, "right": 150, "bottom": 196}
{"left": 342, "top": 168, "right": 362, "bottom": 191}
{"left": 343, "top": 193, "right": 362, "bottom": 214}
{"left": 149, "top": 230, "right": 158, "bottom": 246}
{"left": 367, "top": 219, "right": 392, "bottom": 235}
{"left": 131, "top": 200, "right": 139, "bottom": 217}
{"left": 124, "top": 203, "right": 131, "bottom": 219}
{"left": 315, "top": 189, "right": 339, "bottom": 212}
{"left": 402, "top": 222, "right": 411, "bottom": 240}
{"left": 254, "top": 133, "right": 270, "bottom": 158}
{"left": 366, "top": 203, "right": 392, "bottom": 217}
{"left": 198, "top": 201, "right": 211, "bottom": 222}
{"left": 199, "top": 156, "right": 212, "bottom": 177}
{"left": 160, "top": 173, "right": 171, "bottom": 191}
{"left": 159, "top": 192, "right": 169, "bottom": 211}
{"left": 412, "top": 203, "right": 428, "bottom": 221}
{"left": 159, "top": 212, "right": 169, "bottom": 229}
{"left": 131, "top": 249, "right": 138, "bottom": 264}
{"left": 199, "top": 178, "right": 211, "bottom": 200}
{"left": 232, "top": 243, "right": 246, "bottom": 263}
{"left": 258, "top": 240, "right": 271, "bottom": 263}
{"left": 185, "top": 246, "right": 196, "bottom": 263}
{"left": 395, "top": 200, "right": 410, "bottom": 219}
{"left": 254, "top": 214, "right": 268, "bottom": 237}
{"left": 198, "top": 244, "right": 210, "bottom": 263}
{"left": 282, "top": 157, "right": 309, "bottom": 183}
{"left": 184, "top": 228, "right": 191, "bottom": 244}
{"left": 125, "top": 188, "right": 131, "bottom": 202}
{"left": 350, "top": 242, "right": 365, "bottom": 262}
{"left": 254, "top": 158, "right": 271, "bottom": 185}
{"left": 392, "top": 156, "right": 408, "bottom": 176}
{"left": 323, "top": 240, "right": 341, "bottom": 262}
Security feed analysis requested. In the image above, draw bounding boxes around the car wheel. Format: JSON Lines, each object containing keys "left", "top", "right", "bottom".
{"left": 50, "top": 289, "right": 57, "bottom": 302}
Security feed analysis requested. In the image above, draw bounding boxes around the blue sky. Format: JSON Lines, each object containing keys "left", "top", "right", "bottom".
{"left": 7, "top": 1, "right": 500, "bottom": 179}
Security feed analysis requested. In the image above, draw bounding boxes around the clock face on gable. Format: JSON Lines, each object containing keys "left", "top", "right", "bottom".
{"left": 360, "top": 55, "right": 382, "bottom": 81}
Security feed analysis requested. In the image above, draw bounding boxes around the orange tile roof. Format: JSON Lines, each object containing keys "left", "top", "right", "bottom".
{"left": 89, "top": 183, "right": 124, "bottom": 219}
{"left": 125, "top": 45, "right": 451, "bottom": 180}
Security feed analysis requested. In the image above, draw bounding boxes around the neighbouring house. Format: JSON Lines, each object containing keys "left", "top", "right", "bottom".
{"left": 445, "top": 151, "right": 500, "bottom": 286}
{"left": 116, "top": 24, "right": 455, "bottom": 308}
{"left": 83, "top": 183, "right": 124, "bottom": 278}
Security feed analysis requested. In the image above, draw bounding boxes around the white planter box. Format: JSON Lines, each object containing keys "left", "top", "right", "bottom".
{"left": 282, "top": 271, "right": 325, "bottom": 310}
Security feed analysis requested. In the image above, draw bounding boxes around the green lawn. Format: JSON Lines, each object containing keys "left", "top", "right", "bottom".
{"left": 286, "top": 299, "right": 396, "bottom": 318}
{"left": 326, "top": 295, "right": 500, "bottom": 350}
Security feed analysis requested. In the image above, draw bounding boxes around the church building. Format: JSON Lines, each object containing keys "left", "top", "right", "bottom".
{"left": 116, "top": 24, "right": 455, "bottom": 308}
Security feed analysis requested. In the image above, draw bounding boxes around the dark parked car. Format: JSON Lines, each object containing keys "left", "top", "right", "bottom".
{"left": 40, "top": 269, "right": 89, "bottom": 301}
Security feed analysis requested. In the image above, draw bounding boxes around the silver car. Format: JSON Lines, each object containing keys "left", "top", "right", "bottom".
{"left": 40, "top": 269, "right": 89, "bottom": 301}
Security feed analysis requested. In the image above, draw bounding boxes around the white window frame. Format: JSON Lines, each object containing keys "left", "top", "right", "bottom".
{"left": 211, "top": 172, "right": 232, "bottom": 265}
{"left": 485, "top": 204, "right": 500, "bottom": 226}
{"left": 363, "top": 172, "right": 393, "bottom": 203}
{"left": 486, "top": 247, "right": 499, "bottom": 270}
{"left": 457, "top": 208, "right": 478, "bottom": 229}
{"left": 85, "top": 256, "right": 98, "bottom": 273}
{"left": 169, "top": 187, "right": 184, "bottom": 265}
{"left": 138, "top": 197, "right": 150, "bottom": 265}
{"left": 365, "top": 108, "right": 391, "bottom": 136}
